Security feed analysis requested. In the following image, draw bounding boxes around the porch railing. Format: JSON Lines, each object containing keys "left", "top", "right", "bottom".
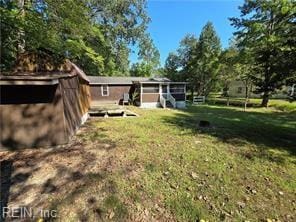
{"left": 160, "top": 94, "right": 166, "bottom": 108}
{"left": 168, "top": 93, "right": 176, "bottom": 108}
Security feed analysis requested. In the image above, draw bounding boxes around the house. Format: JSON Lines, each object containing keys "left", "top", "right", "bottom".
{"left": 228, "top": 80, "right": 258, "bottom": 98}
{"left": 228, "top": 80, "right": 290, "bottom": 99}
{"left": 88, "top": 76, "right": 187, "bottom": 108}
{"left": 0, "top": 55, "right": 90, "bottom": 149}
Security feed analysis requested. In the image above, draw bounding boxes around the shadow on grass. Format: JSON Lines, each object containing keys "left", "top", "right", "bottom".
{"left": 0, "top": 120, "right": 129, "bottom": 221}
{"left": 162, "top": 105, "right": 296, "bottom": 161}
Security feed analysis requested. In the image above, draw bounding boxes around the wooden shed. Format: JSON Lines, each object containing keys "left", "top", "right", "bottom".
{"left": 0, "top": 57, "right": 90, "bottom": 149}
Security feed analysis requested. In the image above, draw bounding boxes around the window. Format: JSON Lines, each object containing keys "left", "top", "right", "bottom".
{"left": 142, "top": 84, "right": 159, "bottom": 93}
{"left": 101, "top": 85, "right": 109, "bottom": 96}
{"left": 170, "top": 85, "right": 185, "bottom": 93}
{"left": 237, "top": 87, "right": 243, "bottom": 94}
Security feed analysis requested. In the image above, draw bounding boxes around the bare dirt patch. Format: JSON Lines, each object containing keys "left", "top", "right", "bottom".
{"left": 0, "top": 120, "right": 128, "bottom": 221}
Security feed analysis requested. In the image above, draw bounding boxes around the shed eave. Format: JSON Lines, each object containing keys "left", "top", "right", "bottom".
{"left": 0, "top": 79, "right": 59, "bottom": 85}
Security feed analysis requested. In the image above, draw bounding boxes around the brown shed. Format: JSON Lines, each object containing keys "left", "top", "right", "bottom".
{"left": 0, "top": 61, "right": 90, "bottom": 149}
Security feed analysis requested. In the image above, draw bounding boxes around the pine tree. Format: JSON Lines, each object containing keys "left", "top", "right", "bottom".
{"left": 194, "top": 22, "right": 222, "bottom": 96}
{"left": 230, "top": 0, "right": 296, "bottom": 107}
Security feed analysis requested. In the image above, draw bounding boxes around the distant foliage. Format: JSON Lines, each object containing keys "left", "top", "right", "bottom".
{"left": 130, "top": 34, "right": 160, "bottom": 77}
{"left": 194, "top": 22, "right": 222, "bottom": 96}
{"left": 0, "top": 0, "right": 158, "bottom": 76}
{"left": 130, "top": 62, "right": 153, "bottom": 77}
{"left": 164, "top": 52, "right": 181, "bottom": 81}
{"left": 230, "top": 0, "right": 296, "bottom": 106}
{"left": 164, "top": 22, "right": 221, "bottom": 96}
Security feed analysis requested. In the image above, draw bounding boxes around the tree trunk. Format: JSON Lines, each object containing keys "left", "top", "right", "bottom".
{"left": 244, "top": 85, "right": 249, "bottom": 111}
{"left": 261, "top": 92, "right": 269, "bottom": 107}
{"left": 17, "top": 0, "right": 25, "bottom": 55}
{"left": 191, "top": 87, "right": 194, "bottom": 103}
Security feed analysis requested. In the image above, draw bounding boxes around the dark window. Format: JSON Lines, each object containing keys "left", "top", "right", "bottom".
{"left": 162, "top": 85, "right": 168, "bottom": 93}
{"left": 170, "top": 85, "right": 185, "bottom": 93}
{"left": 0, "top": 85, "right": 57, "bottom": 104}
{"left": 101, "top": 85, "right": 109, "bottom": 96}
{"left": 237, "top": 87, "right": 243, "bottom": 94}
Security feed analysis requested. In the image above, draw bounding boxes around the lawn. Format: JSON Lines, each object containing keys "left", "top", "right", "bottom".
{"left": 1, "top": 105, "right": 295, "bottom": 221}
{"left": 207, "top": 98, "right": 296, "bottom": 112}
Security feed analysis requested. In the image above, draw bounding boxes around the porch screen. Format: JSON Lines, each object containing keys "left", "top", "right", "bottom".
{"left": 170, "top": 85, "right": 185, "bottom": 93}
{"left": 142, "top": 84, "right": 159, "bottom": 93}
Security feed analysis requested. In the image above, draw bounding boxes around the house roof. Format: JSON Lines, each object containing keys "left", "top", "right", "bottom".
{"left": 88, "top": 76, "right": 173, "bottom": 85}
{"left": 88, "top": 76, "right": 149, "bottom": 85}
{"left": 134, "top": 77, "right": 172, "bottom": 84}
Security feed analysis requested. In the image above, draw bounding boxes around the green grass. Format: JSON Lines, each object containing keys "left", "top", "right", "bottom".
{"left": 67, "top": 105, "right": 295, "bottom": 221}
{"left": 207, "top": 98, "right": 296, "bottom": 112}
{"left": 7, "top": 105, "right": 295, "bottom": 221}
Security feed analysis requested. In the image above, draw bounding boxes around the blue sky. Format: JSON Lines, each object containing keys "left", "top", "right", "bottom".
{"left": 130, "top": 0, "right": 244, "bottom": 66}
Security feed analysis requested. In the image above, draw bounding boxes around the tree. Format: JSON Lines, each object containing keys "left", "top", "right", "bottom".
{"left": 235, "top": 49, "right": 256, "bottom": 111}
{"left": 130, "top": 62, "right": 153, "bottom": 77}
{"left": 164, "top": 34, "right": 198, "bottom": 99}
{"left": 177, "top": 34, "right": 199, "bottom": 96}
{"left": 130, "top": 34, "right": 160, "bottom": 77}
{"left": 138, "top": 34, "right": 160, "bottom": 68}
{"left": 218, "top": 47, "right": 239, "bottom": 97}
{"left": 230, "top": 0, "right": 296, "bottom": 107}
{"left": 164, "top": 52, "right": 181, "bottom": 81}
{"left": 194, "top": 22, "right": 222, "bottom": 96}
{"left": 0, "top": 0, "right": 154, "bottom": 76}
{"left": 163, "top": 24, "right": 221, "bottom": 98}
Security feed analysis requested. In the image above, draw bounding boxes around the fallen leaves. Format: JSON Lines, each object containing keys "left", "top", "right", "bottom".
{"left": 190, "top": 171, "right": 199, "bottom": 180}
{"left": 109, "top": 211, "right": 115, "bottom": 219}
{"left": 246, "top": 185, "right": 257, "bottom": 195}
{"left": 237, "top": 201, "right": 246, "bottom": 209}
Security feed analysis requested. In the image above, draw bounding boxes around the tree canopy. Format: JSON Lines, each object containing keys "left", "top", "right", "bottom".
{"left": 162, "top": 0, "right": 295, "bottom": 107}
{"left": 0, "top": 0, "right": 158, "bottom": 76}
{"left": 230, "top": 0, "right": 296, "bottom": 106}
{"left": 2, "top": 0, "right": 295, "bottom": 105}
{"left": 164, "top": 22, "right": 221, "bottom": 97}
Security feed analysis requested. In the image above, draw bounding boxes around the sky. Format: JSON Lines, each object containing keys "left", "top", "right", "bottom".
{"left": 130, "top": 0, "right": 244, "bottom": 66}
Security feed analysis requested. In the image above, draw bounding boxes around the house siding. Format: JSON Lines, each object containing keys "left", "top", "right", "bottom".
{"left": 88, "top": 77, "right": 187, "bottom": 108}
{"left": 90, "top": 84, "right": 132, "bottom": 103}
{"left": 142, "top": 93, "right": 160, "bottom": 103}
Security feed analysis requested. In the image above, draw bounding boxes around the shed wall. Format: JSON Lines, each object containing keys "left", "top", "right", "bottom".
{"left": 60, "top": 76, "right": 90, "bottom": 138}
{"left": 0, "top": 76, "right": 90, "bottom": 149}
{"left": 0, "top": 84, "right": 67, "bottom": 149}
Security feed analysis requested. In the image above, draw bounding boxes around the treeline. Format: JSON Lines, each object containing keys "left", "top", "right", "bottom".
{"left": 163, "top": 0, "right": 296, "bottom": 107}
{"left": 1, "top": 0, "right": 160, "bottom": 76}
{"left": 1, "top": 0, "right": 295, "bottom": 106}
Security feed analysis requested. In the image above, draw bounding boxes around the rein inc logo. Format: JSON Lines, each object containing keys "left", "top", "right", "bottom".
{"left": 1, "top": 205, "right": 58, "bottom": 220}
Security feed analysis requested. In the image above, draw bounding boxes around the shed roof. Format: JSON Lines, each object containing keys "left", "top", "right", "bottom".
{"left": 0, "top": 61, "right": 89, "bottom": 85}
{"left": 88, "top": 76, "right": 172, "bottom": 85}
